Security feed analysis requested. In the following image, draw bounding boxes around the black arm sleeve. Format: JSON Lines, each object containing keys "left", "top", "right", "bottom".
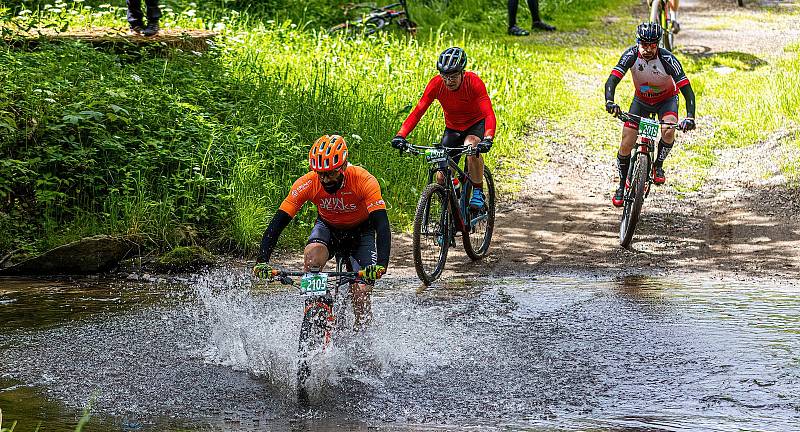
{"left": 604, "top": 75, "right": 622, "bottom": 102}
{"left": 257, "top": 210, "right": 293, "bottom": 262}
{"left": 679, "top": 84, "right": 696, "bottom": 118}
{"left": 368, "top": 209, "right": 391, "bottom": 268}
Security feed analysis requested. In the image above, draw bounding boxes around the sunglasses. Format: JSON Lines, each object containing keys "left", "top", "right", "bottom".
{"left": 440, "top": 72, "right": 462, "bottom": 82}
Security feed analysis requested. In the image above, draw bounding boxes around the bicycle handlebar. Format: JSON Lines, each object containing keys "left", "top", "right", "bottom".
{"left": 616, "top": 111, "right": 684, "bottom": 131}
{"left": 269, "top": 268, "right": 364, "bottom": 286}
{"left": 401, "top": 141, "right": 477, "bottom": 157}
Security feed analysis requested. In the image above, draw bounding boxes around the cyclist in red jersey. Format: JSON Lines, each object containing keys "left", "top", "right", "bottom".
{"left": 253, "top": 135, "right": 391, "bottom": 329}
{"left": 604, "top": 22, "right": 696, "bottom": 207}
{"left": 391, "top": 47, "right": 497, "bottom": 210}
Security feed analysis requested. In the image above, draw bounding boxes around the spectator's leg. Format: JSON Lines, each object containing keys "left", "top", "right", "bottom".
{"left": 528, "top": 0, "right": 541, "bottom": 22}
{"left": 508, "top": 0, "right": 519, "bottom": 28}
{"left": 508, "top": 0, "right": 530, "bottom": 35}
{"left": 126, "top": 0, "right": 144, "bottom": 27}
{"left": 528, "top": 0, "right": 556, "bottom": 31}
{"left": 145, "top": 0, "right": 162, "bottom": 24}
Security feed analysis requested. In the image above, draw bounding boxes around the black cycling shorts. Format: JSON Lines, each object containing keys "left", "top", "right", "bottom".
{"left": 625, "top": 96, "right": 679, "bottom": 129}
{"left": 307, "top": 218, "right": 377, "bottom": 284}
{"left": 440, "top": 118, "right": 486, "bottom": 162}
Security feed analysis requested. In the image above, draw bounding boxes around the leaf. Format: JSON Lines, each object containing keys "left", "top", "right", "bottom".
{"left": 62, "top": 114, "right": 81, "bottom": 124}
{"left": 109, "top": 104, "right": 129, "bottom": 115}
{"left": 78, "top": 110, "right": 104, "bottom": 120}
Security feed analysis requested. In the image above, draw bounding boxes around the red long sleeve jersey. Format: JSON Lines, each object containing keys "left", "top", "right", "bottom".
{"left": 398, "top": 72, "right": 497, "bottom": 138}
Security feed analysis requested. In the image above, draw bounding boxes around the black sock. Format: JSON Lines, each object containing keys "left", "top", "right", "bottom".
{"left": 617, "top": 153, "right": 631, "bottom": 187}
{"left": 656, "top": 139, "right": 673, "bottom": 166}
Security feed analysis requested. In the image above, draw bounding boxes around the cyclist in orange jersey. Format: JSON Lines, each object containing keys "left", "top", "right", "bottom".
{"left": 253, "top": 135, "right": 391, "bottom": 329}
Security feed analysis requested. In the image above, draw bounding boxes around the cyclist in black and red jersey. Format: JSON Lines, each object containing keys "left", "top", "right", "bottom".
{"left": 391, "top": 47, "right": 497, "bottom": 210}
{"left": 604, "top": 22, "right": 696, "bottom": 207}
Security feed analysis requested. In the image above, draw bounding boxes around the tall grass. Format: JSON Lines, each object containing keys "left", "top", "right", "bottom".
{"left": 1, "top": 0, "right": 640, "bottom": 256}
{"left": 2, "top": 0, "right": 797, "bottom": 257}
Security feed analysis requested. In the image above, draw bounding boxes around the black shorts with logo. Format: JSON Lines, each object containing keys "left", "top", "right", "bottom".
{"left": 307, "top": 218, "right": 377, "bottom": 284}
{"left": 625, "top": 95, "right": 679, "bottom": 129}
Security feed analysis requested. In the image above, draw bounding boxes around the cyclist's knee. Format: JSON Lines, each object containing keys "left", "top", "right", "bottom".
{"left": 662, "top": 128, "right": 676, "bottom": 142}
{"left": 303, "top": 242, "right": 329, "bottom": 270}
{"left": 435, "top": 171, "right": 446, "bottom": 184}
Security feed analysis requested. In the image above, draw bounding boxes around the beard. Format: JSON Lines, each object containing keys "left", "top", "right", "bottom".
{"left": 322, "top": 177, "right": 344, "bottom": 194}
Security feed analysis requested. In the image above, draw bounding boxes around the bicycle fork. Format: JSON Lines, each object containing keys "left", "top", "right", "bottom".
{"left": 624, "top": 140, "right": 656, "bottom": 202}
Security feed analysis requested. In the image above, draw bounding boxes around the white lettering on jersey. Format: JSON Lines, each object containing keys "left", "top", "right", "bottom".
{"left": 319, "top": 197, "right": 357, "bottom": 212}
{"left": 291, "top": 178, "right": 313, "bottom": 198}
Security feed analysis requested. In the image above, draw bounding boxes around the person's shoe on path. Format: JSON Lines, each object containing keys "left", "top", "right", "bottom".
{"left": 533, "top": 20, "right": 556, "bottom": 31}
{"left": 142, "top": 21, "right": 160, "bottom": 37}
{"left": 129, "top": 22, "right": 144, "bottom": 35}
{"left": 508, "top": 25, "right": 530, "bottom": 36}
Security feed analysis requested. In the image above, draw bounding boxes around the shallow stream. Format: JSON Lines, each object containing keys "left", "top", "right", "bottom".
{"left": 1, "top": 271, "right": 798, "bottom": 431}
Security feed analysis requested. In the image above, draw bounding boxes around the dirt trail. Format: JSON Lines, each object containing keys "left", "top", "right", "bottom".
{"left": 389, "top": 0, "right": 800, "bottom": 281}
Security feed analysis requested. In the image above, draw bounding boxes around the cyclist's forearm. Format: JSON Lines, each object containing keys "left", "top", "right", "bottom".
{"left": 258, "top": 210, "right": 293, "bottom": 262}
{"left": 369, "top": 209, "right": 391, "bottom": 268}
{"left": 680, "top": 84, "right": 696, "bottom": 118}
{"left": 604, "top": 74, "right": 621, "bottom": 102}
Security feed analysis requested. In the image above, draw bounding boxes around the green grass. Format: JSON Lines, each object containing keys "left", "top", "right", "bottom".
{"left": 1, "top": 0, "right": 798, "bottom": 258}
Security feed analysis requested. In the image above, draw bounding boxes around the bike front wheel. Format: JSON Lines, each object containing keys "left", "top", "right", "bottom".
{"left": 461, "top": 166, "right": 496, "bottom": 260}
{"left": 413, "top": 183, "right": 450, "bottom": 285}
{"left": 297, "top": 298, "right": 332, "bottom": 406}
{"left": 619, "top": 153, "right": 649, "bottom": 247}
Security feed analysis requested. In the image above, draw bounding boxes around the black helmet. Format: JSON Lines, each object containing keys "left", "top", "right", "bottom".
{"left": 636, "top": 22, "right": 663, "bottom": 44}
{"left": 437, "top": 47, "right": 467, "bottom": 74}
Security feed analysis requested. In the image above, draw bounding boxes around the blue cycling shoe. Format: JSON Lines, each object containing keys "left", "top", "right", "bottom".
{"left": 469, "top": 188, "right": 485, "bottom": 209}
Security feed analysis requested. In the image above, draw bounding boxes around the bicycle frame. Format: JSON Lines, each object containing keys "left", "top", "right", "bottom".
{"left": 626, "top": 116, "right": 657, "bottom": 201}
{"left": 330, "top": 0, "right": 414, "bottom": 36}
{"left": 410, "top": 144, "right": 481, "bottom": 235}
{"left": 273, "top": 258, "right": 362, "bottom": 348}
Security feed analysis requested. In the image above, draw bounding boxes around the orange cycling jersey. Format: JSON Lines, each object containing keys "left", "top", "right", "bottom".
{"left": 279, "top": 164, "right": 387, "bottom": 229}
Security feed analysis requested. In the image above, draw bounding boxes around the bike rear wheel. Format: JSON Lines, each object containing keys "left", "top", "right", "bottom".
{"left": 619, "top": 153, "right": 649, "bottom": 247}
{"left": 297, "top": 297, "right": 332, "bottom": 406}
{"left": 413, "top": 183, "right": 450, "bottom": 285}
{"left": 462, "top": 166, "right": 496, "bottom": 260}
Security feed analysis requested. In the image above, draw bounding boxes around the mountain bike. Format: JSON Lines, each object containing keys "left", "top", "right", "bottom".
{"left": 328, "top": 1, "right": 416, "bottom": 37}
{"left": 269, "top": 258, "right": 363, "bottom": 405}
{"left": 402, "top": 142, "right": 496, "bottom": 285}
{"left": 615, "top": 111, "right": 682, "bottom": 247}
{"left": 648, "top": 0, "right": 676, "bottom": 51}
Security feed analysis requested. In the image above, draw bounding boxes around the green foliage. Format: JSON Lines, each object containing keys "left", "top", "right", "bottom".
{"left": 8, "top": 0, "right": 796, "bottom": 258}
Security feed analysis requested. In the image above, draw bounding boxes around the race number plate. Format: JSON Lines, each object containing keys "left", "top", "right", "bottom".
{"left": 425, "top": 148, "right": 447, "bottom": 163}
{"left": 638, "top": 117, "right": 660, "bottom": 140}
{"left": 300, "top": 273, "right": 328, "bottom": 295}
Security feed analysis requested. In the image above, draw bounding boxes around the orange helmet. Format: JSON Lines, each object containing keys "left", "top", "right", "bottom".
{"left": 309, "top": 134, "right": 348, "bottom": 172}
